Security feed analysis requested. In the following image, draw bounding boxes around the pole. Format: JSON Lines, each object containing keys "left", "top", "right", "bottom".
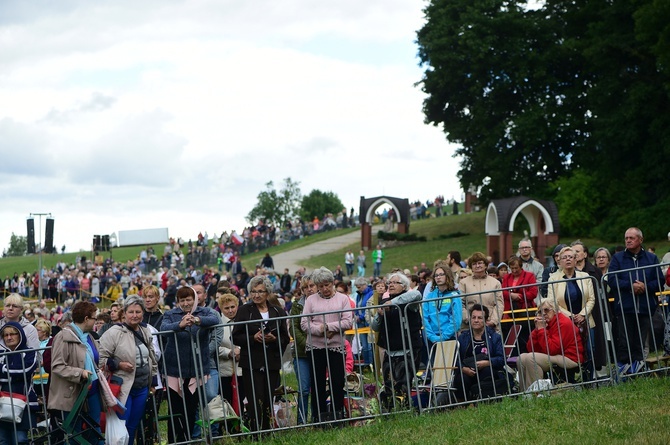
{"left": 30, "top": 212, "right": 51, "bottom": 302}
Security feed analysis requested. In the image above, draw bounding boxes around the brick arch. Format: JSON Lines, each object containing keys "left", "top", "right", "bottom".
{"left": 359, "top": 196, "right": 410, "bottom": 250}
{"left": 485, "top": 196, "right": 560, "bottom": 265}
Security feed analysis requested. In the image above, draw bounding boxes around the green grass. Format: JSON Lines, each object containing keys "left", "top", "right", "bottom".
{"left": 232, "top": 377, "right": 670, "bottom": 445}
{"left": 302, "top": 213, "right": 489, "bottom": 273}
{"left": 0, "top": 228, "right": 358, "bottom": 280}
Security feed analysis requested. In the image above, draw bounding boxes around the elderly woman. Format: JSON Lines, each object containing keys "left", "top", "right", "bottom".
{"left": 453, "top": 304, "right": 505, "bottom": 401}
{"left": 34, "top": 319, "right": 53, "bottom": 403}
{"left": 232, "top": 276, "right": 290, "bottom": 432}
{"left": 0, "top": 293, "right": 39, "bottom": 349}
{"left": 100, "top": 296, "right": 157, "bottom": 445}
{"left": 161, "top": 287, "right": 219, "bottom": 444}
{"left": 49, "top": 301, "right": 103, "bottom": 445}
{"left": 546, "top": 246, "right": 596, "bottom": 368}
{"left": 518, "top": 300, "right": 585, "bottom": 390}
{"left": 423, "top": 261, "right": 462, "bottom": 345}
{"left": 594, "top": 248, "right": 611, "bottom": 277}
{"left": 289, "top": 274, "right": 317, "bottom": 425}
{"left": 459, "top": 252, "right": 504, "bottom": 333}
{"left": 0, "top": 322, "right": 38, "bottom": 445}
{"left": 371, "top": 272, "right": 422, "bottom": 408}
{"left": 300, "top": 267, "right": 353, "bottom": 423}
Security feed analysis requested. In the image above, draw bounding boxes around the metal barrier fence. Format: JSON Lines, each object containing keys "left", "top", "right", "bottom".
{"left": 3, "top": 264, "right": 669, "bottom": 444}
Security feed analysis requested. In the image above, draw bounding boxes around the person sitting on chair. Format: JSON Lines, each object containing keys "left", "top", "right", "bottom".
{"left": 453, "top": 304, "right": 505, "bottom": 401}
{"left": 518, "top": 300, "right": 585, "bottom": 391}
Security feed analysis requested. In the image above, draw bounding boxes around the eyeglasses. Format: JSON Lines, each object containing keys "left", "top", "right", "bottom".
{"left": 388, "top": 281, "right": 402, "bottom": 286}
{"left": 3, "top": 332, "right": 19, "bottom": 338}
{"left": 433, "top": 272, "right": 446, "bottom": 278}
{"left": 541, "top": 308, "right": 555, "bottom": 314}
{"left": 250, "top": 290, "right": 268, "bottom": 296}
{"left": 5, "top": 304, "right": 21, "bottom": 309}
{"left": 519, "top": 246, "right": 531, "bottom": 250}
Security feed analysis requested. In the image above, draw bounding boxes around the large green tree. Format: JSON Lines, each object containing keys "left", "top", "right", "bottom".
{"left": 6, "top": 232, "right": 27, "bottom": 257}
{"left": 300, "top": 190, "right": 344, "bottom": 221}
{"left": 417, "top": 0, "right": 670, "bottom": 240}
{"left": 246, "top": 177, "right": 302, "bottom": 227}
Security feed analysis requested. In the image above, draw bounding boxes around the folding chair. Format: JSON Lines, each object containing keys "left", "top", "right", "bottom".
{"left": 504, "top": 324, "right": 523, "bottom": 369}
{"left": 424, "top": 340, "right": 459, "bottom": 407}
{"left": 33, "top": 376, "right": 104, "bottom": 445}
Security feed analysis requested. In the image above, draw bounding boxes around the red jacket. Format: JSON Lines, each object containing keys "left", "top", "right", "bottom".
{"left": 527, "top": 312, "right": 585, "bottom": 364}
{"left": 502, "top": 270, "right": 538, "bottom": 312}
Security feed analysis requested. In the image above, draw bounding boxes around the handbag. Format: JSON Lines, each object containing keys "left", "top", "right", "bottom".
{"left": 105, "top": 409, "right": 129, "bottom": 445}
{"left": 0, "top": 391, "right": 27, "bottom": 423}
{"left": 98, "top": 369, "right": 126, "bottom": 414}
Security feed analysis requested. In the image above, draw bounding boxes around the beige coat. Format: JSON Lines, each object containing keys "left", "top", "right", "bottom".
{"left": 459, "top": 275, "right": 504, "bottom": 331}
{"left": 545, "top": 270, "right": 596, "bottom": 328}
{"left": 99, "top": 324, "right": 157, "bottom": 404}
{"left": 217, "top": 315, "right": 242, "bottom": 378}
{"left": 48, "top": 326, "right": 99, "bottom": 412}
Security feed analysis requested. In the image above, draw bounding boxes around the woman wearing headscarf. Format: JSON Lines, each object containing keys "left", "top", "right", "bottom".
{"left": 0, "top": 322, "right": 39, "bottom": 445}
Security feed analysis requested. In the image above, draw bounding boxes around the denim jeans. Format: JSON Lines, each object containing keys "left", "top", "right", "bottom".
{"left": 193, "top": 368, "right": 220, "bottom": 438}
{"left": 374, "top": 262, "right": 382, "bottom": 278}
{"left": 358, "top": 332, "right": 372, "bottom": 366}
{"left": 293, "top": 357, "right": 312, "bottom": 424}
{"left": 119, "top": 386, "right": 149, "bottom": 445}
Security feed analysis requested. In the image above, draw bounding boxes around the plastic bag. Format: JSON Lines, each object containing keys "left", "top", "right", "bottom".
{"left": 105, "top": 410, "right": 129, "bottom": 445}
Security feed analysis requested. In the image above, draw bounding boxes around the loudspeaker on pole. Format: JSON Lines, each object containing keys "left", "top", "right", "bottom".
{"left": 45, "top": 218, "right": 55, "bottom": 254}
{"left": 26, "top": 218, "right": 35, "bottom": 254}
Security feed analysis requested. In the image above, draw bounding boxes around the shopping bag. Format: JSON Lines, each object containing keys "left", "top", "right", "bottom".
{"left": 104, "top": 410, "right": 129, "bottom": 445}
{"left": 98, "top": 370, "right": 126, "bottom": 414}
{"left": 0, "top": 392, "right": 27, "bottom": 423}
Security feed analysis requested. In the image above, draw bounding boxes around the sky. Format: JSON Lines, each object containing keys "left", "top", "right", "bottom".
{"left": 0, "top": 0, "right": 463, "bottom": 254}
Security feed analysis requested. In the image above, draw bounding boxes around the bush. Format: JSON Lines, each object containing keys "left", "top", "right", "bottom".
{"left": 433, "top": 231, "right": 469, "bottom": 240}
{"left": 377, "top": 231, "right": 427, "bottom": 242}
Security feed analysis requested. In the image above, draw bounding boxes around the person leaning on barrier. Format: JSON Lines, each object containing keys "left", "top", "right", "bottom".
{"left": 608, "top": 227, "right": 662, "bottom": 376}
{"left": 371, "top": 272, "right": 422, "bottom": 407}
{"left": 232, "top": 276, "right": 290, "bottom": 433}
{"left": 518, "top": 300, "right": 585, "bottom": 391}
{"left": 423, "top": 261, "right": 462, "bottom": 346}
{"left": 160, "top": 286, "right": 219, "bottom": 444}
{"left": 0, "top": 322, "right": 39, "bottom": 445}
{"left": 453, "top": 304, "right": 505, "bottom": 402}
{"left": 300, "top": 267, "right": 353, "bottom": 423}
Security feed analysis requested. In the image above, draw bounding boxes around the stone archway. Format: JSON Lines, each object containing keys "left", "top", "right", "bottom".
{"left": 359, "top": 196, "right": 410, "bottom": 250}
{"left": 485, "top": 196, "right": 560, "bottom": 265}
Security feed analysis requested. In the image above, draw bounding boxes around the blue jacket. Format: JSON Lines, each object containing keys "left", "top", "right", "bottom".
{"left": 355, "top": 286, "right": 374, "bottom": 326}
{"left": 457, "top": 326, "right": 505, "bottom": 372}
{"left": 0, "top": 322, "right": 38, "bottom": 410}
{"left": 422, "top": 288, "right": 462, "bottom": 343}
{"left": 160, "top": 306, "right": 220, "bottom": 379}
{"left": 608, "top": 248, "right": 661, "bottom": 315}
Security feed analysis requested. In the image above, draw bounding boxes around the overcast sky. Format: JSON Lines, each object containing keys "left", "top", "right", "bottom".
{"left": 0, "top": 0, "right": 463, "bottom": 254}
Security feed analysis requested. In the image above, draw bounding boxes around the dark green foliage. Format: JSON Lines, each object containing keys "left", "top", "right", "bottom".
{"left": 300, "top": 190, "right": 344, "bottom": 222}
{"left": 6, "top": 233, "right": 27, "bottom": 257}
{"left": 377, "top": 231, "right": 427, "bottom": 242}
{"left": 417, "top": 0, "right": 670, "bottom": 238}
{"left": 434, "top": 231, "right": 469, "bottom": 240}
{"left": 246, "top": 178, "right": 302, "bottom": 227}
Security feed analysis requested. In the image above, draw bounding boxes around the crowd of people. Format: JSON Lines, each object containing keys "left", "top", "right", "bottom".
{"left": 0, "top": 226, "right": 669, "bottom": 443}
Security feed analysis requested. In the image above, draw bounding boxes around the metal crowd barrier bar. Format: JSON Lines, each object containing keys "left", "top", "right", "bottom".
{"left": 602, "top": 262, "right": 668, "bottom": 379}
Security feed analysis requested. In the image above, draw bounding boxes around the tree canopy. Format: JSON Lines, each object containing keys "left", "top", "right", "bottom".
{"left": 6, "top": 233, "right": 27, "bottom": 257}
{"left": 300, "top": 190, "right": 344, "bottom": 221}
{"left": 417, "top": 0, "right": 670, "bottom": 240}
{"left": 246, "top": 178, "right": 302, "bottom": 227}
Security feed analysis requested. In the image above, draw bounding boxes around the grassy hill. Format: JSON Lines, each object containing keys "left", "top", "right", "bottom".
{"left": 2, "top": 211, "right": 668, "bottom": 280}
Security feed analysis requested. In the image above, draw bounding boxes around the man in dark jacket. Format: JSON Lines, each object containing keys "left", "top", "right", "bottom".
{"left": 608, "top": 227, "right": 662, "bottom": 375}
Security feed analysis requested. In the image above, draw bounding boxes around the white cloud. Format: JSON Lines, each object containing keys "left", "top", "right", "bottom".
{"left": 0, "top": 0, "right": 463, "bottom": 255}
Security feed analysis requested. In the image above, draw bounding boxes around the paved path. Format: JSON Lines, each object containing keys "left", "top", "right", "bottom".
{"left": 272, "top": 226, "right": 382, "bottom": 273}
